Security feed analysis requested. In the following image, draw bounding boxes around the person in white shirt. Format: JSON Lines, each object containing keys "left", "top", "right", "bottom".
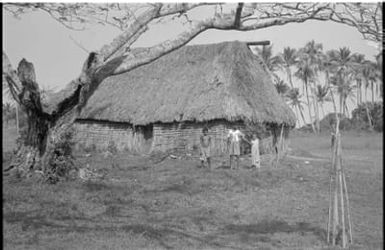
{"left": 200, "top": 127, "right": 212, "bottom": 169}
{"left": 227, "top": 126, "right": 245, "bottom": 169}
{"left": 250, "top": 134, "right": 261, "bottom": 169}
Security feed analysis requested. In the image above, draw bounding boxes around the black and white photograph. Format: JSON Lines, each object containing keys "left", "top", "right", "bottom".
{"left": 2, "top": 1, "right": 383, "bottom": 249}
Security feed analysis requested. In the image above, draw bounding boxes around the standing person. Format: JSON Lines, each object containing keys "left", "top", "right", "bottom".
{"left": 250, "top": 134, "right": 261, "bottom": 169}
{"left": 200, "top": 127, "right": 212, "bottom": 169}
{"left": 227, "top": 126, "right": 244, "bottom": 169}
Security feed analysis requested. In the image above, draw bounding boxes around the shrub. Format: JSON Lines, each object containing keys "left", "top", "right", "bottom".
{"left": 351, "top": 102, "right": 383, "bottom": 132}
{"left": 45, "top": 127, "right": 77, "bottom": 184}
{"left": 317, "top": 113, "right": 351, "bottom": 132}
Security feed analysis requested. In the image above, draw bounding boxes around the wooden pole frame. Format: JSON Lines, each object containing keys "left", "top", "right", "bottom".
{"left": 326, "top": 88, "right": 353, "bottom": 248}
{"left": 327, "top": 125, "right": 353, "bottom": 248}
{"left": 342, "top": 165, "right": 353, "bottom": 244}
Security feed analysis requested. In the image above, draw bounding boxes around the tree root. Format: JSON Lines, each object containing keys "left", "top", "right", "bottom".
{"left": 3, "top": 146, "right": 41, "bottom": 178}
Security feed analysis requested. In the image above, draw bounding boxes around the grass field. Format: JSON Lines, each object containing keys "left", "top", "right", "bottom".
{"left": 2, "top": 126, "right": 383, "bottom": 250}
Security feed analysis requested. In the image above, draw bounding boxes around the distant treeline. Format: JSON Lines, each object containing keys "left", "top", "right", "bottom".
{"left": 299, "top": 101, "right": 383, "bottom": 132}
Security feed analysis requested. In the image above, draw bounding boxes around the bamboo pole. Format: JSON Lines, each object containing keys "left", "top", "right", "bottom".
{"left": 327, "top": 172, "right": 333, "bottom": 243}
{"left": 342, "top": 163, "right": 353, "bottom": 244}
{"left": 336, "top": 135, "right": 346, "bottom": 248}
{"left": 338, "top": 132, "right": 353, "bottom": 245}
{"left": 332, "top": 118, "right": 340, "bottom": 246}
{"left": 339, "top": 172, "right": 347, "bottom": 248}
{"left": 327, "top": 135, "right": 337, "bottom": 243}
{"left": 332, "top": 171, "right": 339, "bottom": 246}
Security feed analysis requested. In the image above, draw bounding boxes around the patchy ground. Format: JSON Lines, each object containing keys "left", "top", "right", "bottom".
{"left": 3, "top": 126, "right": 383, "bottom": 250}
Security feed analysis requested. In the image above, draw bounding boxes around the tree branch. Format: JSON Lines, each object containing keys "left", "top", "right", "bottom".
{"left": 96, "top": 3, "right": 369, "bottom": 79}
{"left": 97, "top": 3, "right": 215, "bottom": 62}
{"left": 3, "top": 2, "right": 382, "bottom": 120}
{"left": 3, "top": 51, "right": 22, "bottom": 104}
{"left": 234, "top": 3, "right": 244, "bottom": 28}
{"left": 104, "top": 20, "right": 212, "bottom": 76}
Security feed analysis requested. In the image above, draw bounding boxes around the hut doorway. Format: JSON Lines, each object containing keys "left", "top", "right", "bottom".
{"left": 140, "top": 124, "right": 153, "bottom": 153}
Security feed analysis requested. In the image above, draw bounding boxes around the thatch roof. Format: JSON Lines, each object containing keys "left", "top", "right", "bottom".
{"left": 78, "top": 41, "right": 296, "bottom": 126}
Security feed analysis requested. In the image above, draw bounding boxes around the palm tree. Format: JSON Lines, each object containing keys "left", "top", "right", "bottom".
{"left": 253, "top": 45, "right": 282, "bottom": 79}
{"left": 355, "top": 60, "right": 376, "bottom": 130}
{"left": 299, "top": 40, "right": 324, "bottom": 133}
{"left": 351, "top": 53, "right": 366, "bottom": 105}
{"left": 330, "top": 74, "right": 356, "bottom": 117}
{"left": 362, "top": 61, "right": 378, "bottom": 103}
{"left": 301, "top": 40, "right": 324, "bottom": 73}
{"left": 322, "top": 50, "right": 336, "bottom": 85}
{"left": 295, "top": 58, "right": 317, "bottom": 133}
{"left": 287, "top": 87, "right": 307, "bottom": 126}
{"left": 374, "top": 53, "right": 382, "bottom": 100}
{"left": 279, "top": 47, "right": 298, "bottom": 88}
{"left": 326, "top": 47, "right": 356, "bottom": 115}
{"left": 274, "top": 77, "right": 290, "bottom": 98}
{"left": 314, "top": 84, "right": 330, "bottom": 117}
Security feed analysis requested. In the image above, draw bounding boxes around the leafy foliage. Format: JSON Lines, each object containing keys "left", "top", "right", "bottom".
{"left": 45, "top": 128, "right": 77, "bottom": 184}
{"left": 299, "top": 113, "right": 352, "bottom": 132}
{"left": 351, "top": 102, "right": 383, "bottom": 132}
{"left": 274, "top": 78, "right": 290, "bottom": 97}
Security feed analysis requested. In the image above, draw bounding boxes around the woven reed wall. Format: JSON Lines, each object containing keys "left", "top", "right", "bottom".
{"left": 73, "top": 119, "right": 275, "bottom": 155}
{"left": 73, "top": 120, "right": 152, "bottom": 153}
{"left": 152, "top": 120, "right": 256, "bottom": 155}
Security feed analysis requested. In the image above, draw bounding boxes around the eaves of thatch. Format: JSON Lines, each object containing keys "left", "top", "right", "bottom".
{"left": 77, "top": 41, "right": 296, "bottom": 127}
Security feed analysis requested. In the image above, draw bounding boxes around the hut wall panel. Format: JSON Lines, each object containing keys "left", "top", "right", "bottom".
{"left": 151, "top": 120, "right": 251, "bottom": 155}
{"left": 73, "top": 120, "right": 150, "bottom": 153}
{"left": 74, "top": 119, "right": 274, "bottom": 155}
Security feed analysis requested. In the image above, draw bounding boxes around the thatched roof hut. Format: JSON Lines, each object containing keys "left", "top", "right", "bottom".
{"left": 73, "top": 41, "right": 296, "bottom": 154}
{"left": 78, "top": 41, "right": 295, "bottom": 126}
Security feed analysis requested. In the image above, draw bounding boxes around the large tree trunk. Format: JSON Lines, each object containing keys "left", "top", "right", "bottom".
{"left": 4, "top": 59, "right": 52, "bottom": 176}
{"left": 4, "top": 49, "right": 131, "bottom": 179}
{"left": 3, "top": 55, "right": 93, "bottom": 178}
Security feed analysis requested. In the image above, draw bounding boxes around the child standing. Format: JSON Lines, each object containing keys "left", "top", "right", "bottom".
{"left": 200, "top": 127, "right": 212, "bottom": 169}
{"left": 250, "top": 134, "right": 261, "bottom": 169}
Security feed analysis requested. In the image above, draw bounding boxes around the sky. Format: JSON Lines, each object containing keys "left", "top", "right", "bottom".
{"left": 2, "top": 4, "right": 381, "bottom": 126}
